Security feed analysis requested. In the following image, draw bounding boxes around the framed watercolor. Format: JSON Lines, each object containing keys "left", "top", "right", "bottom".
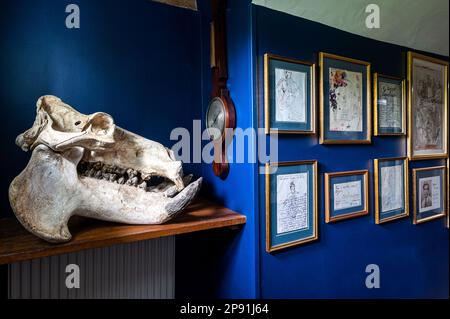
{"left": 374, "top": 157, "right": 409, "bottom": 224}
{"left": 373, "top": 73, "right": 406, "bottom": 136}
{"left": 324, "top": 170, "right": 369, "bottom": 223}
{"left": 412, "top": 166, "right": 447, "bottom": 224}
{"left": 319, "top": 52, "right": 371, "bottom": 144}
{"left": 265, "top": 160, "right": 318, "bottom": 252}
{"left": 407, "top": 52, "right": 448, "bottom": 160}
{"left": 264, "top": 54, "right": 316, "bottom": 134}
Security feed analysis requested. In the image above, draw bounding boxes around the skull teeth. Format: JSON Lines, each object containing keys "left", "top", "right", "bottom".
{"left": 77, "top": 161, "right": 165, "bottom": 192}
{"left": 138, "top": 182, "right": 147, "bottom": 190}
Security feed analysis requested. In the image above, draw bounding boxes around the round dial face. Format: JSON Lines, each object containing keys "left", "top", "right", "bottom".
{"left": 206, "top": 97, "right": 226, "bottom": 141}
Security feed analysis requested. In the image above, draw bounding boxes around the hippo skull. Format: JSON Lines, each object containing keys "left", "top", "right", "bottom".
{"left": 9, "top": 96, "right": 202, "bottom": 243}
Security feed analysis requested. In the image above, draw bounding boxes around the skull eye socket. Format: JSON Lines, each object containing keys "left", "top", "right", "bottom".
{"left": 75, "top": 121, "right": 81, "bottom": 126}
{"left": 89, "top": 113, "right": 114, "bottom": 136}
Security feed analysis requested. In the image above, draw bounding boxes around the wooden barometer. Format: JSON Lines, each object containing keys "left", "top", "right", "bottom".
{"left": 206, "top": 0, "right": 236, "bottom": 180}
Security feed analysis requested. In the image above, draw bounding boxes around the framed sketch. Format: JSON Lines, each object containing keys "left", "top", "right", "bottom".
{"left": 324, "top": 170, "right": 369, "bottom": 223}
{"left": 447, "top": 158, "right": 450, "bottom": 229}
{"left": 373, "top": 74, "right": 406, "bottom": 136}
{"left": 265, "top": 160, "right": 318, "bottom": 252}
{"left": 374, "top": 157, "right": 409, "bottom": 224}
{"left": 407, "top": 52, "right": 448, "bottom": 160}
{"left": 264, "top": 54, "right": 315, "bottom": 134}
{"left": 319, "top": 52, "right": 371, "bottom": 144}
{"left": 412, "top": 166, "right": 447, "bottom": 224}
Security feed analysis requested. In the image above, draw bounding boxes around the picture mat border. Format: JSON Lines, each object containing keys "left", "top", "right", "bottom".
{"left": 265, "top": 160, "right": 318, "bottom": 253}
{"left": 319, "top": 52, "right": 372, "bottom": 144}
{"left": 324, "top": 169, "right": 370, "bottom": 223}
{"left": 412, "top": 165, "right": 447, "bottom": 224}
{"left": 374, "top": 157, "right": 409, "bottom": 224}
{"left": 447, "top": 158, "right": 450, "bottom": 229}
{"left": 264, "top": 53, "right": 316, "bottom": 135}
{"left": 407, "top": 51, "right": 449, "bottom": 160}
{"left": 373, "top": 73, "right": 406, "bottom": 136}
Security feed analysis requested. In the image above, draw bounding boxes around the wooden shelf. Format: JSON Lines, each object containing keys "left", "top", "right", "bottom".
{"left": 0, "top": 198, "right": 246, "bottom": 265}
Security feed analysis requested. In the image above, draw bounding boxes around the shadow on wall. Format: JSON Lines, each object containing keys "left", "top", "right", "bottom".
{"left": 0, "top": 0, "right": 203, "bottom": 218}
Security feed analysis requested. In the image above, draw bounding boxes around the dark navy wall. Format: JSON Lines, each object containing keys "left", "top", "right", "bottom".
{"left": 1, "top": 0, "right": 448, "bottom": 299}
{"left": 176, "top": 0, "right": 259, "bottom": 298}
{"left": 0, "top": 0, "right": 202, "bottom": 218}
{"left": 0, "top": 0, "right": 258, "bottom": 299}
{"left": 255, "top": 6, "right": 449, "bottom": 298}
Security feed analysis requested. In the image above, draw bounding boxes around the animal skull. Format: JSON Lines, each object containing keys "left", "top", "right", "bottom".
{"left": 9, "top": 96, "right": 202, "bottom": 243}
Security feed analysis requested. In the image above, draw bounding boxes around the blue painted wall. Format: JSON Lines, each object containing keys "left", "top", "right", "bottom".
{"left": 255, "top": 6, "right": 449, "bottom": 298}
{"left": 175, "top": 0, "right": 259, "bottom": 298}
{"left": 1, "top": 0, "right": 448, "bottom": 299}
{"left": 0, "top": 0, "right": 203, "bottom": 218}
{"left": 0, "top": 0, "right": 259, "bottom": 299}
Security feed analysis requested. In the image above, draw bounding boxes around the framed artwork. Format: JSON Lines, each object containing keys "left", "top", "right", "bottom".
{"left": 264, "top": 54, "right": 316, "bottom": 134}
{"left": 373, "top": 73, "right": 406, "bottom": 136}
{"left": 265, "top": 160, "right": 318, "bottom": 252}
{"left": 412, "top": 166, "right": 447, "bottom": 224}
{"left": 324, "top": 170, "right": 369, "bottom": 223}
{"left": 447, "top": 158, "right": 449, "bottom": 229}
{"left": 319, "top": 52, "right": 371, "bottom": 144}
{"left": 407, "top": 52, "right": 448, "bottom": 160}
{"left": 374, "top": 157, "right": 409, "bottom": 224}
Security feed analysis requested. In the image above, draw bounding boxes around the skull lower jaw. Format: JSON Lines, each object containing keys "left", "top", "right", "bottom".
{"left": 9, "top": 145, "right": 201, "bottom": 243}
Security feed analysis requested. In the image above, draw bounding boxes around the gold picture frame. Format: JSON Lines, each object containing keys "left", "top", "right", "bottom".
{"left": 447, "top": 158, "right": 449, "bottom": 229}
{"left": 319, "top": 52, "right": 371, "bottom": 144}
{"left": 324, "top": 170, "right": 369, "bottom": 223}
{"left": 373, "top": 73, "right": 406, "bottom": 136}
{"left": 264, "top": 53, "right": 316, "bottom": 135}
{"left": 412, "top": 166, "right": 447, "bottom": 224}
{"left": 374, "top": 157, "right": 409, "bottom": 224}
{"left": 265, "top": 160, "right": 318, "bottom": 252}
{"left": 407, "top": 52, "right": 448, "bottom": 160}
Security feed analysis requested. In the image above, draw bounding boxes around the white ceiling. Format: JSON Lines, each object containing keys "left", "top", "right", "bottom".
{"left": 253, "top": 0, "right": 449, "bottom": 56}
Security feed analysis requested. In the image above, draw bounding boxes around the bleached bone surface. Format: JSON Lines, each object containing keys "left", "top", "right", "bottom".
{"left": 9, "top": 96, "right": 202, "bottom": 243}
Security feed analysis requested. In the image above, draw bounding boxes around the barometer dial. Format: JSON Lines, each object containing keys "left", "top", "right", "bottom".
{"left": 206, "top": 97, "right": 226, "bottom": 141}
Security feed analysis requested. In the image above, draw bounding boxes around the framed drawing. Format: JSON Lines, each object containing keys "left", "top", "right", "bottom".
{"left": 264, "top": 54, "right": 315, "bottom": 134}
{"left": 407, "top": 52, "right": 448, "bottom": 160}
{"left": 265, "top": 160, "right": 318, "bottom": 252}
{"left": 324, "top": 170, "right": 369, "bottom": 223}
{"left": 447, "top": 158, "right": 450, "bottom": 229}
{"left": 412, "top": 166, "right": 447, "bottom": 224}
{"left": 447, "top": 158, "right": 449, "bottom": 229}
{"left": 373, "top": 74, "right": 406, "bottom": 136}
{"left": 319, "top": 52, "right": 371, "bottom": 144}
{"left": 374, "top": 157, "right": 409, "bottom": 224}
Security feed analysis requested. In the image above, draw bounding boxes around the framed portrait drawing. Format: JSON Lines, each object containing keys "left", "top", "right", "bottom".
{"left": 373, "top": 74, "right": 406, "bottom": 136}
{"left": 374, "top": 157, "right": 409, "bottom": 224}
{"left": 265, "top": 160, "right": 318, "bottom": 252}
{"left": 264, "top": 54, "right": 315, "bottom": 134}
{"left": 319, "top": 52, "right": 371, "bottom": 144}
{"left": 412, "top": 166, "right": 447, "bottom": 224}
{"left": 324, "top": 170, "right": 369, "bottom": 223}
{"left": 407, "top": 52, "right": 448, "bottom": 160}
